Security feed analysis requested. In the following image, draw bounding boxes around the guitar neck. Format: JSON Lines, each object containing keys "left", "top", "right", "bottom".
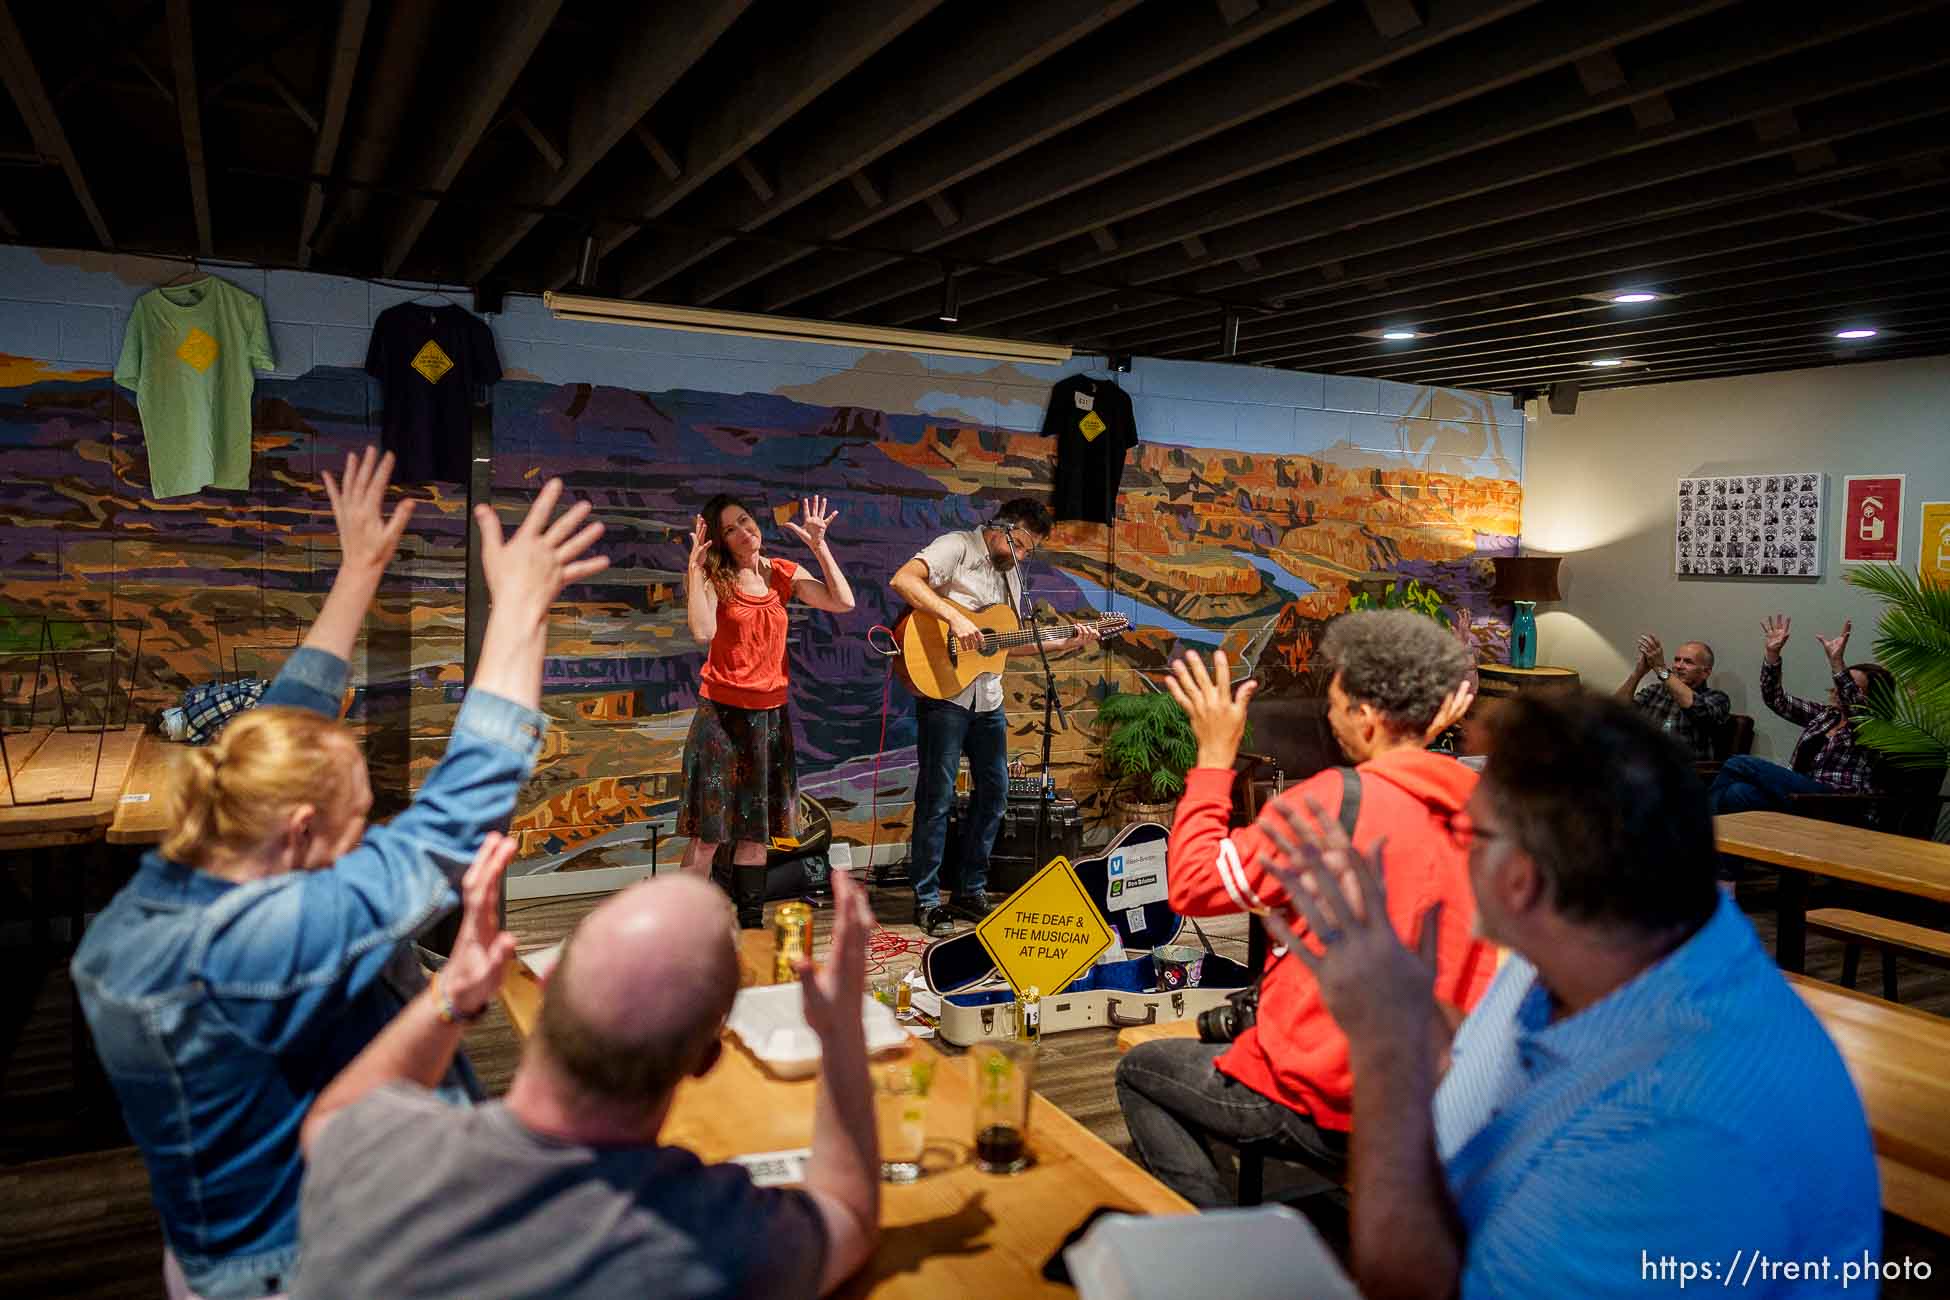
{"left": 990, "top": 618, "right": 1113, "bottom": 649}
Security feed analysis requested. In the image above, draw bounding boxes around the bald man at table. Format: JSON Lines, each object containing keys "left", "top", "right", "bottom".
{"left": 294, "top": 843, "right": 880, "bottom": 1299}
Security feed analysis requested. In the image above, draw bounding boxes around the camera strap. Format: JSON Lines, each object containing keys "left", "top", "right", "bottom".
{"left": 1244, "top": 766, "right": 1363, "bottom": 978}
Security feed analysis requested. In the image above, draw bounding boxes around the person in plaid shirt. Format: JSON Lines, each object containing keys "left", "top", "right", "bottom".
{"left": 159, "top": 677, "right": 271, "bottom": 745}
{"left": 1614, "top": 634, "right": 1730, "bottom": 761}
{"left": 1708, "top": 615, "right": 1894, "bottom": 815}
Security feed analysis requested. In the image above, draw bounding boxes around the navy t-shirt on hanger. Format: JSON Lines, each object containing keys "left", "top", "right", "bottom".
{"left": 1041, "top": 374, "right": 1139, "bottom": 524}
{"left": 365, "top": 302, "right": 502, "bottom": 483}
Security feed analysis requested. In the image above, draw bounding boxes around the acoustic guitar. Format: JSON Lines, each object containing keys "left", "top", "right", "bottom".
{"left": 892, "top": 604, "right": 1129, "bottom": 701}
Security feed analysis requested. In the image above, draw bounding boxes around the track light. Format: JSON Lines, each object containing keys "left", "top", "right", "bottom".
{"left": 938, "top": 268, "right": 960, "bottom": 324}
{"left": 543, "top": 292, "right": 1072, "bottom": 366}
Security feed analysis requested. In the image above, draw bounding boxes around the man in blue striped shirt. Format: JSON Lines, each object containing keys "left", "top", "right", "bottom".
{"left": 1255, "top": 692, "right": 1878, "bottom": 1298}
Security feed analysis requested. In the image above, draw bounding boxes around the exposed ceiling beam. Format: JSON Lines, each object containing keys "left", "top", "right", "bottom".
{"left": 1363, "top": 0, "right": 1426, "bottom": 38}
{"left": 633, "top": 124, "right": 682, "bottom": 180}
{"left": 654, "top": 0, "right": 1333, "bottom": 312}
{"left": 510, "top": 107, "right": 566, "bottom": 172}
{"left": 774, "top": 0, "right": 1540, "bottom": 318}
{"left": 883, "top": 0, "right": 1740, "bottom": 331}
{"left": 165, "top": 0, "right": 212, "bottom": 255}
{"left": 0, "top": 0, "right": 114, "bottom": 247}
{"left": 567, "top": 0, "right": 944, "bottom": 282}
{"left": 458, "top": 0, "right": 753, "bottom": 284}
{"left": 379, "top": 0, "right": 561, "bottom": 276}
{"left": 298, "top": 0, "right": 370, "bottom": 266}
{"left": 1294, "top": 262, "right": 1950, "bottom": 377}
{"left": 254, "top": 66, "right": 318, "bottom": 133}
{"left": 1215, "top": 222, "right": 1950, "bottom": 367}
{"left": 1425, "top": 321, "right": 1950, "bottom": 390}
{"left": 308, "top": 0, "right": 441, "bottom": 260}
{"left": 1566, "top": 337, "right": 1950, "bottom": 393}
{"left": 602, "top": 0, "right": 1145, "bottom": 303}
{"left": 199, "top": 9, "right": 332, "bottom": 103}
{"left": 961, "top": 59, "right": 1949, "bottom": 346}
{"left": 912, "top": 3, "right": 1928, "bottom": 334}
{"left": 53, "top": 0, "right": 165, "bottom": 101}
{"left": 1072, "top": 175, "right": 1950, "bottom": 353}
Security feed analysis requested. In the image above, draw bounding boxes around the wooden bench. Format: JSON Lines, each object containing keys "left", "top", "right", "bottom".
{"left": 1805, "top": 909, "right": 1950, "bottom": 1004}
{"left": 1118, "top": 983, "right": 1950, "bottom": 1234}
{"left": 1715, "top": 811, "right": 1950, "bottom": 972}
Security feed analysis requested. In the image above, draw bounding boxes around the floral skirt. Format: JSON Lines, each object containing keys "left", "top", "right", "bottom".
{"left": 677, "top": 697, "right": 799, "bottom": 846}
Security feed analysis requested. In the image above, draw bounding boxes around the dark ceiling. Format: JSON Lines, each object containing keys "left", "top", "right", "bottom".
{"left": 3, "top": 0, "right": 1948, "bottom": 397}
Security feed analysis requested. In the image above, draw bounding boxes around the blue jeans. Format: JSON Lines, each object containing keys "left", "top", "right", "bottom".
{"left": 910, "top": 696, "right": 1009, "bottom": 909}
{"left": 1709, "top": 754, "right": 1834, "bottom": 814}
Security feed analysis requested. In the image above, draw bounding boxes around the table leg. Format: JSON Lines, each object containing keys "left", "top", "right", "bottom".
{"left": 1775, "top": 867, "right": 1809, "bottom": 973}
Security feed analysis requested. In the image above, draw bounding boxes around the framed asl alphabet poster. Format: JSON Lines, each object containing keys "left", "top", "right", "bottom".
{"left": 1675, "top": 472, "right": 1823, "bottom": 578}
{"left": 1841, "top": 474, "right": 1904, "bottom": 565}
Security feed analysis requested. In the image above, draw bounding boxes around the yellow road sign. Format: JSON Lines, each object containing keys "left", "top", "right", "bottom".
{"left": 974, "top": 855, "right": 1114, "bottom": 997}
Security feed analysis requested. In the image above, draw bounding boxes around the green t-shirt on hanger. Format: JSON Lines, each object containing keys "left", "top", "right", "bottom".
{"left": 114, "top": 276, "right": 276, "bottom": 499}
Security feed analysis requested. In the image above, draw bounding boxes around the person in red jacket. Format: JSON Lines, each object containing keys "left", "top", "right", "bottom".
{"left": 1115, "top": 610, "right": 1496, "bottom": 1207}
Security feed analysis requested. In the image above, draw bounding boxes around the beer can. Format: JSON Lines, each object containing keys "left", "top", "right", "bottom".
{"left": 773, "top": 901, "right": 814, "bottom": 983}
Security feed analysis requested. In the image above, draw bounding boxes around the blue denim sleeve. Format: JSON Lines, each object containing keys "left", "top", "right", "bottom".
{"left": 259, "top": 646, "right": 350, "bottom": 718}
{"left": 199, "top": 688, "right": 546, "bottom": 1052}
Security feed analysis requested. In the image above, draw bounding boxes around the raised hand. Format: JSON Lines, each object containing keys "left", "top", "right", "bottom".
{"left": 1421, "top": 678, "right": 1477, "bottom": 746}
{"left": 441, "top": 832, "right": 520, "bottom": 1018}
{"left": 1816, "top": 619, "right": 1851, "bottom": 667}
{"left": 473, "top": 478, "right": 610, "bottom": 627}
{"left": 688, "top": 515, "right": 713, "bottom": 574}
{"left": 323, "top": 446, "right": 416, "bottom": 574}
{"left": 1164, "top": 649, "right": 1259, "bottom": 770}
{"left": 799, "top": 869, "right": 871, "bottom": 1044}
{"left": 1257, "top": 798, "right": 1441, "bottom": 1049}
{"left": 1637, "top": 634, "right": 1666, "bottom": 670}
{"left": 781, "top": 496, "right": 838, "bottom": 551}
{"left": 1761, "top": 613, "right": 1791, "bottom": 660}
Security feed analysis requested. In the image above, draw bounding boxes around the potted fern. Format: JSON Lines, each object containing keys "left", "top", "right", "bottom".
{"left": 1844, "top": 564, "right": 1950, "bottom": 774}
{"left": 1099, "top": 689, "right": 1207, "bottom": 824}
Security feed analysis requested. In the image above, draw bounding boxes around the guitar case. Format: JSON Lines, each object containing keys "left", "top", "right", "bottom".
{"left": 923, "top": 821, "right": 1253, "bottom": 1046}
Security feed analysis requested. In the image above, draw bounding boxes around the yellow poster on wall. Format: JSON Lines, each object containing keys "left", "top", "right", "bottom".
{"left": 1922, "top": 501, "right": 1950, "bottom": 589}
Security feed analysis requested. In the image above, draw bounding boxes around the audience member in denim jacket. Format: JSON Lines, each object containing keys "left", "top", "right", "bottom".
{"left": 71, "top": 450, "right": 609, "bottom": 1300}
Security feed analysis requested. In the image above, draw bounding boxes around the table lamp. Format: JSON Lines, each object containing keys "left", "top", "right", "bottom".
{"left": 1488, "top": 556, "right": 1562, "bottom": 669}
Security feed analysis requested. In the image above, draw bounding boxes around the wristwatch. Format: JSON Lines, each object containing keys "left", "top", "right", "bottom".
{"left": 1655, "top": 668, "right": 1672, "bottom": 682}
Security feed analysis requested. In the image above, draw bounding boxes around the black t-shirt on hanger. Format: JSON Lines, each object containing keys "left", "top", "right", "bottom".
{"left": 364, "top": 303, "right": 502, "bottom": 483}
{"left": 1041, "top": 374, "right": 1139, "bottom": 524}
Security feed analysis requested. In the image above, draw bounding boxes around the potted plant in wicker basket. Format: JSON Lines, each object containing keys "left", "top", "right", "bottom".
{"left": 1099, "top": 690, "right": 1206, "bottom": 825}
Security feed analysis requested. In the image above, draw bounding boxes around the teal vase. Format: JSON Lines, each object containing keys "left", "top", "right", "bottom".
{"left": 1509, "top": 601, "right": 1537, "bottom": 668}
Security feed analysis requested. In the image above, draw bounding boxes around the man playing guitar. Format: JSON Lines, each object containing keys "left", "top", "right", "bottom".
{"left": 890, "top": 499, "right": 1099, "bottom": 936}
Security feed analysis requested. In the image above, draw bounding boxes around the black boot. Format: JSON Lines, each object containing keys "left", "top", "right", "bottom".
{"left": 733, "top": 864, "right": 769, "bottom": 930}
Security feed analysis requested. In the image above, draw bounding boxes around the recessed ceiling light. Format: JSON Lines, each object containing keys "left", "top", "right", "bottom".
{"left": 1834, "top": 328, "right": 1878, "bottom": 340}
{"left": 1381, "top": 330, "right": 1420, "bottom": 340}
{"left": 1610, "top": 291, "right": 1659, "bottom": 304}
{"left": 1586, "top": 358, "right": 1626, "bottom": 367}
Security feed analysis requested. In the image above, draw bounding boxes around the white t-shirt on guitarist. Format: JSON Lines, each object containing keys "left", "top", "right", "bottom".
{"left": 914, "top": 529, "right": 1020, "bottom": 713}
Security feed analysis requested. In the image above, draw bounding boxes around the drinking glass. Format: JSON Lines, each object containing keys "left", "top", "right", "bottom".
{"left": 969, "top": 1040, "right": 1034, "bottom": 1174}
{"left": 874, "top": 1059, "right": 934, "bottom": 1183}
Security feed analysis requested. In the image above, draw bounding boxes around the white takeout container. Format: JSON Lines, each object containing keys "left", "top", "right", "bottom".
{"left": 1064, "top": 1206, "right": 1360, "bottom": 1300}
{"left": 725, "top": 983, "right": 911, "bottom": 1079}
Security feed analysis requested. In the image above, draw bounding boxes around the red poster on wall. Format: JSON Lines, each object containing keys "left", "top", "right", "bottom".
{"left": 1842, "top": 474, "right": 1904, "bottom": 564}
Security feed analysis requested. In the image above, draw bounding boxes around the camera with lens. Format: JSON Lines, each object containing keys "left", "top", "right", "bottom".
{"left": 1195, "top": 984, "right": 1259, "bottom": 1044}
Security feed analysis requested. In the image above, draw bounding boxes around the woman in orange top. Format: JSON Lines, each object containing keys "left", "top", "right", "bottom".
{"left": 678, "top": 493, "right": 855, "bottom": 926}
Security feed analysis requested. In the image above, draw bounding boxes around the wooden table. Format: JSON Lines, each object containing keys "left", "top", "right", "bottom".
{"left": 1, "top": 726, "right": 148, "bottom": 952}
{"left": 1474, "top": 664, "right": 1581, "bottom": 699}
{"left": 1787, "top": 973, "right": 1950, "bottom": 1234}
{"left": 108, "top": 734, "right": 182, "bottom": 845}
{"left": 500, "top": 929, "right": 1193, "bottom": 1297}
{"left": 1715, "top": 811, "right": 1950, "bottom": 971}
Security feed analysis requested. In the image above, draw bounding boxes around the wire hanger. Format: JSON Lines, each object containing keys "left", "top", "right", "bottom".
{"left": 410, "top": 283, "right": 463, "bottom": 307}
{"left": 159, "top": 256, "right": 204, "bottom": 288}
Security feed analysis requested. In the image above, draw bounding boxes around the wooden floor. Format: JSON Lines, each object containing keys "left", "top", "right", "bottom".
{"left": 3, "top": 871, "right": 1946, "bottom": 1297}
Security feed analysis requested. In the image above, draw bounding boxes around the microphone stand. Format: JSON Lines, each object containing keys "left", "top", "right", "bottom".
{"left": 1010, "top": 531, "right": 1067, "bottom": 878}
